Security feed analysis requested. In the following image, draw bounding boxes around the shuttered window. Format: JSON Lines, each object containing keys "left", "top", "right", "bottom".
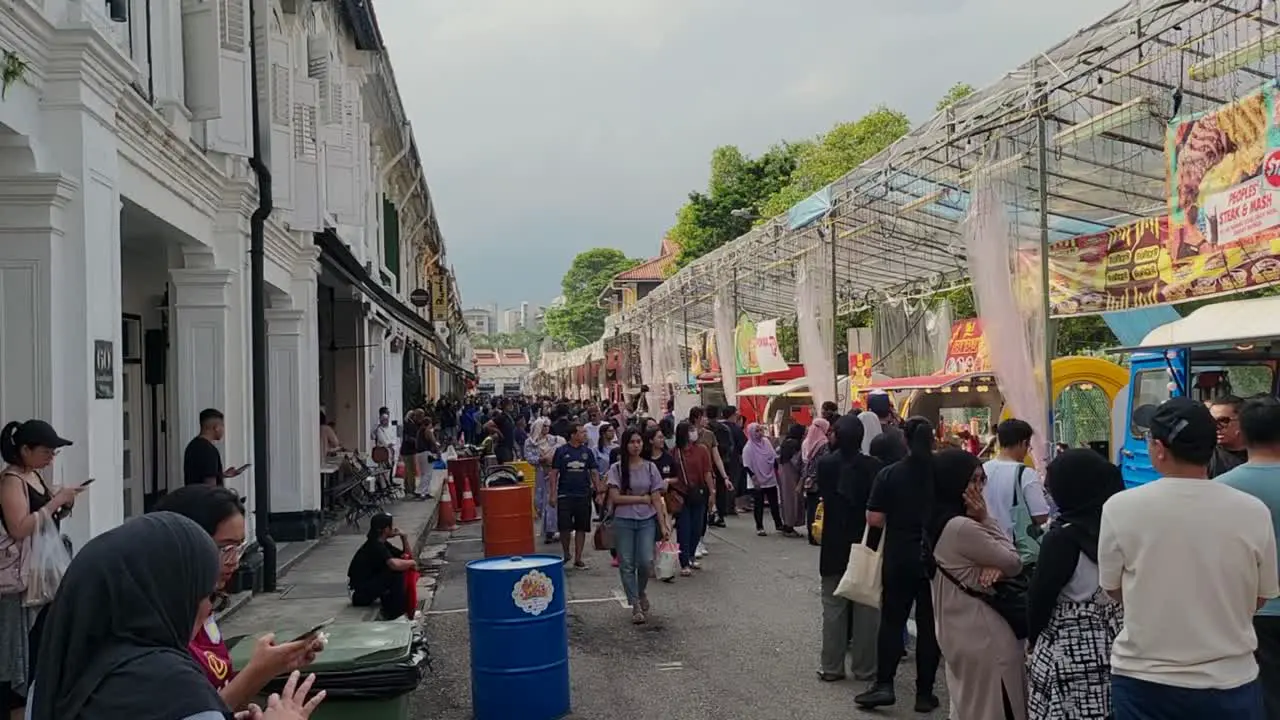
{"left": 383, "top": 197, "right": 400, "bottom": 291}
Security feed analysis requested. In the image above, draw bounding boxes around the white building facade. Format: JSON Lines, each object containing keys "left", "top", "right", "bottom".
{"left": 0, "top": 0, "right": 469, "bottom": 556}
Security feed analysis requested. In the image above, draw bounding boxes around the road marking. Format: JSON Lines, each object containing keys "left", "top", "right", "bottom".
{"left": 425, "top": 607, "right": 469, "bottom": 616}
{"left": 444, "top": 537, "right": 482, "bottom": 544}
{"left": 655, "top": 661, "right": 683, "bottom": 671}
{"left": 567, "top": 596, "right": 620, "bottom": 606}
{"left": 611, "top": 589, "right": 632, "bottom": 609}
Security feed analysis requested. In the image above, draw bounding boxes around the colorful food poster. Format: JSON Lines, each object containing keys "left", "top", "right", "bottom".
{"left": 754, "top": 320, "right": 789, "bottom": 374}
{"left": 943, "top": 319, "right": 990, "bottom": 374}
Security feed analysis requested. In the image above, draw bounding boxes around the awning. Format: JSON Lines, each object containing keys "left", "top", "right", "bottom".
{"left": 737, "top": 377, "right": 813, "bottom": 398}
{"left": 867, "top": 372, "right": 995, "bottom": 392}
{"left": 315, "top": 230, "right": 437, "bottom": 344}
{"left": 1113, "top": 294, "right": 1280, "bottom": 353}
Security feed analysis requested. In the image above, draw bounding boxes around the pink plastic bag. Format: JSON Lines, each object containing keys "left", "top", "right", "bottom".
{"left": 655, "top": 541, "right": 680, "bottom": 580}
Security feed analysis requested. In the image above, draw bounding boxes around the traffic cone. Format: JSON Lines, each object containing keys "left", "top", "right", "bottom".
{"left": 459, "top": 482, "right": 479, "bottom": 523}
{"left": 436, "top": 475, "right": 458, "bottom": 532}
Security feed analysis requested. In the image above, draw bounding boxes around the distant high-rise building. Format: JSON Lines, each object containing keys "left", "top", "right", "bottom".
{"left": 500, "top": 308, "right": 522, "bottom": 334}
{"left": 463, "top": 307, "right": 496, "bottom": 336}
{"left": 519, "top": 301, "right": 530, "bottom": 329}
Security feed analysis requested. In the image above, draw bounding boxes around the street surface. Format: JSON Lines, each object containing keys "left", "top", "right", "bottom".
{"left": 410, "top": 514, "right": 948, "bottom": 720}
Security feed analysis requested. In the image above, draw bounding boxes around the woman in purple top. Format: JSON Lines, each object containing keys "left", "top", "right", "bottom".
{"left": 606, "top": 428, "right": 671, "bottom": 624}
{"left": 742, "top": 423, "right": 785, "bottom": 536}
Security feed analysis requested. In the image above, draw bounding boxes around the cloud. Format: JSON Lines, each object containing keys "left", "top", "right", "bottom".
{"left": 375, "top": 0, "right": 1123, "bottom": 311}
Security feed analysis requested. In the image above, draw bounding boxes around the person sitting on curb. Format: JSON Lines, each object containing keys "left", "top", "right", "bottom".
{"left": 347, "top": 513, "right": 417, "bottom": 620}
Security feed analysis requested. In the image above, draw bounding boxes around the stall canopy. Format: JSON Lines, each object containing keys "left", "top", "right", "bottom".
{"left": 868, "top": 372, "right": 996, "bottom": 392}
{"left": 610, "top": 1, "right": 1280, "bottom": 344}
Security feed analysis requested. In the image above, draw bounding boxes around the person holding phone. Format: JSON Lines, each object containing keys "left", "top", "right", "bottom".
{"left": 156, "top": 485, "right": 322, "bottom": 712}
{"left": 347, "top": 513, "right": 416, "bottom": 620}
{"left": 184, "top": 409, "right": 247, "bottom": 487}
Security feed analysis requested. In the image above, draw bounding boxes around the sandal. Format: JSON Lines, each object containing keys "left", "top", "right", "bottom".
{"left": 639, "top": 595, "right": 651, "bottom": 613}
{"left": 816, "top": 671, "right": 845, "bottom": 682}
{"left": 631, "top": 610, "right": 646, "bottom": 625}
{"left": 680, "top": 568, "right": 693, "bottom": 577}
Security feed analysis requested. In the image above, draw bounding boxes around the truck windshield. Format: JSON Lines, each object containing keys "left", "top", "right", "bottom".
{"left": 1129, "top": 370, "right": 1172, "bottom": 439}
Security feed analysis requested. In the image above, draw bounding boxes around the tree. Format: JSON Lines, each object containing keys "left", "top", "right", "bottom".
{"left": 936, "top": 82, "right": 976, "bottom": 112}
{"left": 670, "top": 143, "right": 804, "bottom": 266}
{"left": 757, "top": 107, "right": 911, "bottom": 219}
{"left": 542, "top": 248, "right": 640, "bottom": 349}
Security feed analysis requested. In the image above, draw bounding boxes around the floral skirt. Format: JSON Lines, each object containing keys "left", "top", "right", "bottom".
{"left": 1027, "top": 597, "right": 1123, "bottom": 720}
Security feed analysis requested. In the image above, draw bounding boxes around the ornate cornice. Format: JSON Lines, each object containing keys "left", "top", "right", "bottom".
{"left": 115, "top": 92, "right": 224, "bottom": 219}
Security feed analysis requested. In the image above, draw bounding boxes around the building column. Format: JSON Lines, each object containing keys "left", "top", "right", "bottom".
{"left": 264, "top": 307, "right": 316, "bottom": 540}
{"left": 169, "top": 261, "right": 235, "bottom": 489}
{"left": 13, "top": 23, "right": 135, "bottom": 545}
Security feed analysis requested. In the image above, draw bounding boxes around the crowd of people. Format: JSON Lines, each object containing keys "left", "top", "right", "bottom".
{"left": 454, "top": 388, "right": 1280, "bottom": 720}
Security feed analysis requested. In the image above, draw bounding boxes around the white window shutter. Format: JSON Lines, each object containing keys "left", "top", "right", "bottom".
{"left": 322, "top": 78, "right": 357, "bottom": 222}
{"left": 180, "top": 0, "right": 224, "bottom": 120}
{"left": 206, "top": 0, "right": 252, "bottom": 156}
{"left": 268, "top": 36, "right": 294, "bottom": 212}
{"left": 292, "top": 78, "right": 323, "bottom": 232}
{"left": 307, "top": 36, "right": 334, "bottom": 123}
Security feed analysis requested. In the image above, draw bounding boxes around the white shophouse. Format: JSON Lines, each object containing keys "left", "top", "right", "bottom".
{"left": 0, "top": 0, "right": 469, "bottom": 560}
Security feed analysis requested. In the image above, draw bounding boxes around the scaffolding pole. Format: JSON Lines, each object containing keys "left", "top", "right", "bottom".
{"left": 1036, "top": 110, "right": 1056, "bottom": 452}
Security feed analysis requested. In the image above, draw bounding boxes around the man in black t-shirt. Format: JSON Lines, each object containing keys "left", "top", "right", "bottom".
{"left": 347, "top": 513, "right": 417, "bottom": 620}
{"left": 183, "top": 408, "right": 246, "bottom": 486}
{"left": 485, "top": 399, "right": 517, "bottom": 463}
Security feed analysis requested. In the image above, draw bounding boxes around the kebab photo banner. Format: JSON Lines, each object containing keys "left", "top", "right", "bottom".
{"left": 1045, "top": 82, "right": 1280, "bottom": 318}
{"left": 733, "top": 314, "right": 789, "bottom": 376}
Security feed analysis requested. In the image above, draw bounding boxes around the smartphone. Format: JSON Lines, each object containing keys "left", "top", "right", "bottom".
{"left": 80, "top": 478, "right": 96, "bottom": 487}
{"left": 290, "top": 617, "right": 335, "bottom": 642}
{"left": 236, "top": 464, "right": 253, "bottom": 473}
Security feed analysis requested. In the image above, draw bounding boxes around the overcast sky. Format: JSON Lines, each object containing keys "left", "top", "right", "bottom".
{"left": 375, "top": 0, "right": 1123, "bottom": 312}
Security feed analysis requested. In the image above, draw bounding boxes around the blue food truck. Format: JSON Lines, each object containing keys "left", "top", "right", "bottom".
{"left": 1116, "top": 295, "right": 1280, "bottom": 487}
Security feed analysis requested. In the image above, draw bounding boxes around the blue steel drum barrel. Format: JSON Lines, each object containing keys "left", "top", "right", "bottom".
{"left": 466, "top": 554, "right": 570, "bottom": 720}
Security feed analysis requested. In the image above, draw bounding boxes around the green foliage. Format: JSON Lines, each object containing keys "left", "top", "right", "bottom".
{"left": 936, "top": 82, "right": 976, "bottom": 112}
{"left": 670, "top": 144, "right": 803, "bottom": 266}
{"left": 757, "top": 108, "right": 911, "bottom": 220}
{"left": 542, "top": 248, "right": 640, "bottom": 350}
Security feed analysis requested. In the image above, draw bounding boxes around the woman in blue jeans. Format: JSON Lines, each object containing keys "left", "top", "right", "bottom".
{"left": 606, "top": 428, "right": 670, "bottom": 624}
{"left": 671, "top": 421, "right": 714, "bottom": 576}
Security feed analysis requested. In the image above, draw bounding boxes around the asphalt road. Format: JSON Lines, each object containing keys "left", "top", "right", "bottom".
{"left": 410, "top": 513, "right": 949, "bottom": 720}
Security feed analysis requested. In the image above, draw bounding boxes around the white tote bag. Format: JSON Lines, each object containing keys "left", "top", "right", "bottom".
{"left": 833, "top": 525, "right": 883, "bottom": 607}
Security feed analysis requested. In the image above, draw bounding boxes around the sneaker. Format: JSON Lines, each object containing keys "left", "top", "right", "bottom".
{"left": 854, "top": 684, "right": 896, "bottom": 709}
{"left": 756, "top": 529, "right": 767, "bottom": 536}
{"left": 914, "top": 693, "right": 940, "bottom": 713}
{"left": 695, "top": 542, "right": 708, "bottom": 558}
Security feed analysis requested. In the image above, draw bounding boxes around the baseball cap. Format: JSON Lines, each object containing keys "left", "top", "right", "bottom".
{"left": 1132, "top": 397, "right": 1217, "bottom": 460}
{"left": 15, "top": 420, "right": 73, "bottom": 450}
{"left": 368, "top": 512, "right": 394, "bottom": 534}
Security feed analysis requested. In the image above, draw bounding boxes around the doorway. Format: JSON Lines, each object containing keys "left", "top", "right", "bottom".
{"left": 121, "top": 315, "right": 147, "bottom": 519}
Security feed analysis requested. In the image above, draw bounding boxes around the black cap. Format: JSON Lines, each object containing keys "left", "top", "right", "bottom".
{"left": 1133, "top": 397, "right": 1217, "bottom": 460}
{"left": 16, "top": 420, "right": 72, "bottom": 450}
{"left": 368, "top": 512, "right": 393, "bottom": 534}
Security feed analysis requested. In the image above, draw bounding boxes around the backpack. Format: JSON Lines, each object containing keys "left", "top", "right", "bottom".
{"left": 1011, "top": 465, "right": 1042, "bottom": 567}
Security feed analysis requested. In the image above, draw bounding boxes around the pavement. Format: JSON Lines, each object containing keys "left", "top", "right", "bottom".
{"left": 220, "top": 468, "right": 448, "bottom": 639}
{"left": 409, "top": 512, "right": 951, "bottom": 720}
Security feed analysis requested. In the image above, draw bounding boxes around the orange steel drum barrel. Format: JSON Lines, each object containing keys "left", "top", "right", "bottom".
{"left": 449, "top": 457, "right": 483, "bottom": 506}
{"left": 480, "top": 484, "right": 535, "bottom": 558}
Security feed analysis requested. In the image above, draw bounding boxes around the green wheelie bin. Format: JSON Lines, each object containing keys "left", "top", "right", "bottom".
{"left": 228, "top": 621, "right": 427, "bottom": 720}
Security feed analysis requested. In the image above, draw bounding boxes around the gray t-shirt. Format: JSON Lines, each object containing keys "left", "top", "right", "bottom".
{"left": 607, "top": 460, "right": 664, "bottom": 521}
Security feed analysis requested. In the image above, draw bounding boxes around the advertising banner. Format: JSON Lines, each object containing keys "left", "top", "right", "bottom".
{"left": 943, "top": 319, "right": 990, "bottom": 374}
{"left": 848, "top": 351, "right": 873, "bottom": 394}
{"left": 1045, "top": 83, "right": 1280, "bottom": 317}
{"left": 755, "top": 320, "right": 789, "bottom": 374}
{"left": 733, "top": 314, "right": 788, "bottom": 376}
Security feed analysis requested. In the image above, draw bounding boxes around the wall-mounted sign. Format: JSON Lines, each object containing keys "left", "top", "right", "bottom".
{"left": 409, "top": 288, "right": 430, "bottom": 308}
{"left": 431, "top": 278, "right": 448, "bottom": 317}
{"left": 94, "top": 340, "right": 114, "bottom": 399}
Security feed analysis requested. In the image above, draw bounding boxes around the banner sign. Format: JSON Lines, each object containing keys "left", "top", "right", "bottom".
{"left": 943, "top": 319, "right": 990, "bottom": 374}
{"left": 732, "top": 314, "right": 788, "bottom": 376}
{"left": 1046, "top": 83, "right": 1280, "bottom": 317}
{"left": 848, "top": 351, "right": 873, "bottom": 394}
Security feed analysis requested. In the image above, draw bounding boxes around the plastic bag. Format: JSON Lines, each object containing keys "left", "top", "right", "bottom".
{"left": 655, "top": 541, "right": 680, "bottom": 580}
{"left": 24, "top": 511, "right": 70, "bottom": 607}
{"left": 811, "top": 501, "right": 825, "bottom": 544}
{"left": 833, "top": 526, "right": 882, "bottom": 608}
{"left": 441, "top": 446, "right": 459, "bottom": 462}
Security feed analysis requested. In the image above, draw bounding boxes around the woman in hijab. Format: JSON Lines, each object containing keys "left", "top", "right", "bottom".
{"left": 800, "top": 417, "right": 832, "bottom": 545}
{"left": 776, "top": 424, "right": 807, "bottom": 536}
{"left": 525, "top": 417, "right": 564, "bottom": 544}
{"left": 928, "top": 449, "right": 1026, "bottom": 720}
{"left": 30, "top": 512, "right": 325, "bottom": 720}
{"left": 813, "top": 415, "right": 883, "bottom": 683}
{"left": 1027, "top": 450, "right": 1125, "bottom": 720}
{"left": 741, "top": 423, "right": 784, "bottom": 536}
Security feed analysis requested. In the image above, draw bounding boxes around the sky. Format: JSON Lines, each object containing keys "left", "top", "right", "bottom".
{"left": 375, "top": 0, "right": 1125, "bottom": 312}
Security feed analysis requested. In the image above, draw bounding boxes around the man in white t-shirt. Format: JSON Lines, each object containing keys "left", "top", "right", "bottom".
{"left": 981, "top": 418, "right": 1050, "bottom": 543}
{"left": 583, "top": 406, "right": 606, "bottom": 450}
{"left": 1101, "top": 397, "right": 1277, "bottom": 719}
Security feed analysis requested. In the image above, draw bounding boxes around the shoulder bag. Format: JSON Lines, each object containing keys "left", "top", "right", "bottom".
{"left": 0, "top": 472, "right": 27, "bottom": 594}
{"left": 935, "top": 563, "right": 1030, "bottom": 639}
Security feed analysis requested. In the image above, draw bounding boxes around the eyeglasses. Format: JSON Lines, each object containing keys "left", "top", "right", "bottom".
{"left": 218, "top": 541, "right": 247, "bottom": 564}
{"left": 1214, "top": 416, "right": 1236, "bottom": 428}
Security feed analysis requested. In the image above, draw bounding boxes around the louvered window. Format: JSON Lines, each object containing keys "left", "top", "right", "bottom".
{"left": 271, "top": 64, "right": 292, "bottom": 124}
{"left": 219, "top": 0, "right": 247, "bottom": 52}
{"left": 293, "top": 105, "right": 317, "bottom": 159}
{"left": 307, "top": 50, "right": 330, "bottom": 121}
{"left": 328, "top": 80, "right": 345, "bottom": 130}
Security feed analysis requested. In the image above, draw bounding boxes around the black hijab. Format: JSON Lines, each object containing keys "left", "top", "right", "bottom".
{"left": 926, "top": 448, "right": 982, "bottom": 546}
{"left": 778, "top": 424, "right": 806, "bottom": 464}
{"left": 1044, "top": 449, "right": 1124, "bottom": 562}
{"left": 31, "top": 512, "right": 226, "bottom": 720}
{"left": 869, "top": 432, "right": 907, "bottom": 465}
{"left": 832, "top": 415, "right": 881, "bottom": 503}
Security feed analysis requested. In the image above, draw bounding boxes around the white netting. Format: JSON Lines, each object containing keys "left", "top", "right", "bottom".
{"left": 796, "top": 240, "right": 835, "bottom": 410}
{"left": 713, "top": 288, "right": 737, "bottom": 405}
